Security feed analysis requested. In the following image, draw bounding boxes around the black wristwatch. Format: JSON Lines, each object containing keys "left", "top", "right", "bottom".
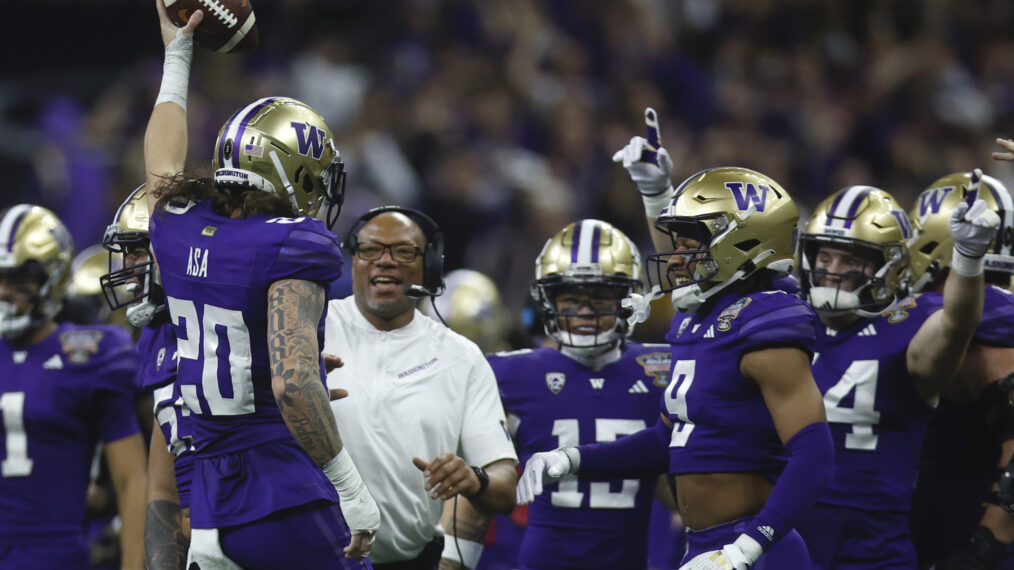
{"left": 466, "top": 465, "right": 490, "bottom": 498}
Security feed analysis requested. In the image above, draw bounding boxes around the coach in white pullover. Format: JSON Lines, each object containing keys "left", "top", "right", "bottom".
{"left": 324, "top": 208, "right": 518, "bottom": 569}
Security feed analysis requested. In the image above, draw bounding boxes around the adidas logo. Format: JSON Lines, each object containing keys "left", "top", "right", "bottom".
{"left": 703, "top": 325, "right": 715, "bottom": 338}
{"left": 43, "top": 354, "right": 63, "bottom": 370}
{"left": 628, "top": 380, "right": 650, "bottom": 394}
{"left": 758, "top": 525, "right": 776, "bottom": 541}
{"left": 858, "top": 324, "right": 877, "bottom": 337}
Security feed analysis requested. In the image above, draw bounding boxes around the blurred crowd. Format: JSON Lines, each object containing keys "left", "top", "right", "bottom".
{"left": 4, "top": 0, "right": 1014, "bottom": 337}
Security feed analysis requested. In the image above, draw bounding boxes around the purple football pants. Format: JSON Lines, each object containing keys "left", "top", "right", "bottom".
{"left": 218, "top": 500, "right": 373, "bottom": 570}
{"left": 684, "top": 517, "right": 811, "bottom": 569}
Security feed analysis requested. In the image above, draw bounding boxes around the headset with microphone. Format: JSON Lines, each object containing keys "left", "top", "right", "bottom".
{"left": 341, "top": 206, "right": 446, "bottom": 298}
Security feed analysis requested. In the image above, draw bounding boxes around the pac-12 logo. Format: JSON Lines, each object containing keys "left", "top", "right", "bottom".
{"left": 727, "top": 182, "right": 769, "bottom": 212}
{"left": 291, "top": 122, "right": 327, "bottom": 160}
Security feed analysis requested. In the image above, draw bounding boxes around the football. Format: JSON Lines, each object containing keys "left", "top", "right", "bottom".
{"left": 163, "top": 0, "right": 258, "bottom": 53}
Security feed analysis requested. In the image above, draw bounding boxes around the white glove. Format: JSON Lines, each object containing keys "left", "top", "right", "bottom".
{"left": 516, "top": 448, "right": 579, "bottom": 505}
{"left": 950, "top": 197, "right": 1001, "bottom": 259}
{"left": 621, "top": 285, "right": 663, "bottom": 325}
{"left": 612, "top": 108, "right": 675, "bottom": 196}
{"left": 323, "top": 449, "right": 381, "bottom": 545}
{"left": 679, "top": 535, "right": 763, "bottom": 570}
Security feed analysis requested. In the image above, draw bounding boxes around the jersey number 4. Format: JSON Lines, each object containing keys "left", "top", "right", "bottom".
{"left": 550, "top": 418, "right": 646, "bottom": 509}
{"left": 823, "top": 359, "right": 881, "bottom": 450}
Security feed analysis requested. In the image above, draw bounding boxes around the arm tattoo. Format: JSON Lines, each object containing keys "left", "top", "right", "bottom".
{"left": 268, "top": 279, "right": 343, "bottom": 466}
{"left": 144, "top": 500, "right": 188, "bottom": 570}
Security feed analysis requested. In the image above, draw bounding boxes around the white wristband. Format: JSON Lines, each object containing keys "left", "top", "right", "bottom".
{"left": 322, "top": 448, "right": 364, "bottom": 498}
{"left": 441, "top": 537, "right": 484, "bottom": 569}
{"left": 951, "top": 246, "right": 985, "bottom": 277}
{"left": 562, "top": 447, "right": 581, "bottom": 473}
{"left": 155, "top": 28, "right": 195, "bottom": 111}
{"left": 642, "top": 184, "right": 676, "bottom": 217}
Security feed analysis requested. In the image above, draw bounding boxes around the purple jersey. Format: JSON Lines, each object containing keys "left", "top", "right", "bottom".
{"left": 0, "top": 323, "right": 139, "bottom": 540}
{"left": 136, "top": 318, "right": 195, "bottom": 507}
{"left": 664, "top": 290, "right": 817, "bottom": 477}
{"left": 490, "top": 344, "right": 671, "bottom": 568}
{"left": 972, "top": 285, "right": 1014, "bottom": 346}
{"left": 912, "top": 286, "right": 1014, "bottom": 565}
{"left": 811, "top": 294, "right": 942, "bottom": 512}
{"left": 149, "top": 199, "right": 343, "bottom": 528}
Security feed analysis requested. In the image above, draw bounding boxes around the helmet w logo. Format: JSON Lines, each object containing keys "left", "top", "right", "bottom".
{"left": 919, "top": 186, "right": 955, "bottom": 217}
{"left": 291, "top": 122, "right": 326, "bottom": 160}
{"left": 727, "top": 182, "right": 769, "bottom": 212}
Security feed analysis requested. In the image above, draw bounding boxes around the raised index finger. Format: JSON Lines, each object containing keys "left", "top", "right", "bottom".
{"left": 641, "top": 107, "right": 661, "bottom": 165}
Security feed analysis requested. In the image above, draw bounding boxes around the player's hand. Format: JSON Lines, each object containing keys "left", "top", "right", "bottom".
{"left": 678, "top": 535, "right": 761, "bottom": 570}
{"left": 156, "top": 0, "right": 203, "bottom": 49}
{"left": 993, "top": 138, "right": 1014, "bottom": 162}
{"left": 413, "top": 454, "right": 478, "bottom": 500}
{"left": 612, "top": 108, "right": 675, "bottom": 196}
{"left": 516, "top": 449, "right": 576, "bottom": 505}
{"left": 344, "top": 530, "right": 376, "bottom": 561}
{"left": 340, "top": 489, "right": 380, "bottom": 560}
{"left": 951, "top": 179, "right": 1001, "bottom": 259}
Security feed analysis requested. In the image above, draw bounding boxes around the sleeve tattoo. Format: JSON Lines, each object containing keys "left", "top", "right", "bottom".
{"left": 144, "top": 500, "right": 188, "bottom": 570}
{"left": 268, "top": 279, "right": 343, "bottom": 466}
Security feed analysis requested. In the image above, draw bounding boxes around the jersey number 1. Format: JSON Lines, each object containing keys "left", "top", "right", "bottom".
{"left": 550, "top": 418, "right": 646, "bottom": 509}
{"left": 1, "top": 392, "right": 32, "bottom": 477}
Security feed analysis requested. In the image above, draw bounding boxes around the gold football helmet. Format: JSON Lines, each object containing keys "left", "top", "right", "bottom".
{"left": 652, "top": 167, "right": 798, "bottom": 312}
{"left": 908, "top": 170, "right": 1014, "bottom": 292}
{"left": 799, "top": 186, "right": 911, "bottom": 316}
{"left": 101, "top": 184, "right": 164, "bottom": 327}
{"left": 213, "top": 97, "right": 347, "bottom": 226}
{"left": 533, "top": 219, "right": 642, "bottom": 350}
{"left": 62, "top": 244, "right": 129, "bottom": 326}
{"left": 0, "top": 204, "right": 73, "bottom": 338}
{"left": 422, "top": 269, "right": 511, "bottom": 354}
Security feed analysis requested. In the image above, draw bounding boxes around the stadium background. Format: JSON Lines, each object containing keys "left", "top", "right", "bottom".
{"left": 3, "top": 0, "right": 1014, "bottom": 338}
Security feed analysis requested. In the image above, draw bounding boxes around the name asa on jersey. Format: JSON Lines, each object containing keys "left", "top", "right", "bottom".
{"left": 187, "top": 246, "right": 209, "bottom": 278}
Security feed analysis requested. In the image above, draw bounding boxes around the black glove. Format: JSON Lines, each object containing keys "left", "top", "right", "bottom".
{"left": 938, "top": 526, "right": 1006, "bottom": 570}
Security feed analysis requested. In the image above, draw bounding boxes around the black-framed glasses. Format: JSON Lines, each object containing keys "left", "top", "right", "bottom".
{"left": 354, "top": 241, "right": 423, "bottom": 263}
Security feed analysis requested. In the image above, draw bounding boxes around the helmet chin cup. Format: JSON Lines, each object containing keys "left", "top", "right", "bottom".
{"left": 807, "top": 286, "right": 860, "bottom": 314}
{"left": 671, "top": 284, "right": 706, "bottom": 313}
{"left": 126, "top": 301, "right": 159, "bottom": 328}
{"left": 0, "top": 301, "right": 32, "bottom": 340}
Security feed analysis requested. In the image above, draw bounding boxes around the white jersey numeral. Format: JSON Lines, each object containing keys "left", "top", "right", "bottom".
{"left": 663, "top": 360, "right": 696, "bottom": 447}
{"left": 549, "top": 418, "right": 646, "bottom": 509}
{"left": 823, "top": 359, "right": 880, "bottom": 450}
{"left": 1, "top": 392, "right": 33, "bottom": 477}
{"left": 168, "top": 297, "right": 256, "bottom": 416}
